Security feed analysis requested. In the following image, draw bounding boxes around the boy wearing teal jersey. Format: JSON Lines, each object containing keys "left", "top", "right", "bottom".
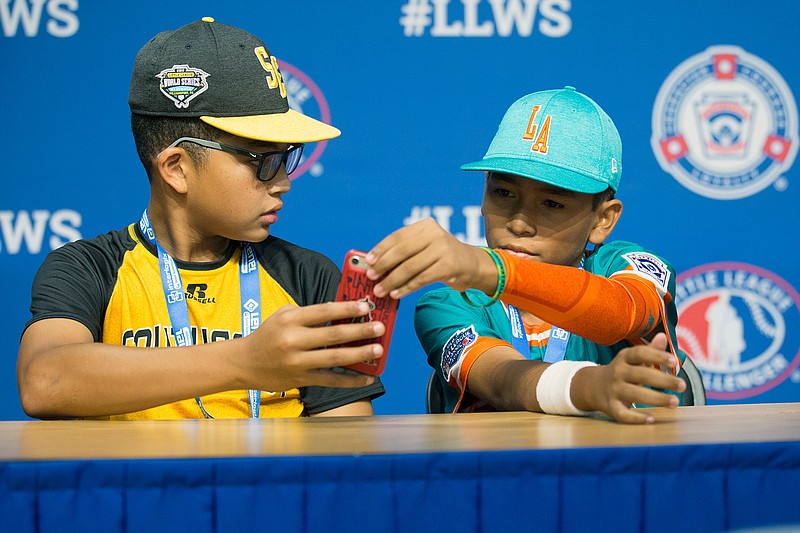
{"left": 367, "top": 87, "right": 686, "bottom": 423}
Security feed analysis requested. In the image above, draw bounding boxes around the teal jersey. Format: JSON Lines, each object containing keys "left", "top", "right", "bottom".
{"left": 414, "top": 240, "right": 684, "bottom": 413}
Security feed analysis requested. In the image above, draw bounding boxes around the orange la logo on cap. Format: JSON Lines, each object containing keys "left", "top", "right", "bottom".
{"left": 522, "top": 105, "right": 551, "bottom": 154}
{"left": 254, "top": 47, "right": 287, "bottom": 98}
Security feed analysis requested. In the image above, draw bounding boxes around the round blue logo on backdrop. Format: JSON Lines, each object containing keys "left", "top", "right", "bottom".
{"left": 651, "top": 46, "right": 798, "bottom": 200}
{"left": 675, "top": 262, "right": 800, "bottom": 400}
{"left": 279, "top": 61, "right": 334, "bottom": 180}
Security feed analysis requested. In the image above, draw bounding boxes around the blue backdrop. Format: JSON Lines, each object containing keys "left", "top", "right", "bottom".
{"left": 2, "top": 1, "right": 798, "bottom": 419}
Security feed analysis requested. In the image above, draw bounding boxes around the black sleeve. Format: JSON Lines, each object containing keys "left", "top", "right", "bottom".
{"left": 256, "top": 235, "right": 342, "bottom": 308}
{"left": 254, "top": 237, "right": 386, "bottom": 413}
{"left": 24, "top": 228, "right": 134, "bottom": 341}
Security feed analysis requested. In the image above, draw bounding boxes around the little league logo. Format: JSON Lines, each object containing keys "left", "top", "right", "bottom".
{"left": 675, "top": 262, "right": 800, "bottom": 400}
{"left": 622, "top": 252, "right": 670, "bottom": 291}
{"left": 652, "top": 46, "right": 798, "bottom": 200}
{"left": 157, "top": 65, "right": 210, "bottom": 109}
{"left": 441, "top": 325, "right": 477, "bottom": 380}
{"left": 279, "top": 61, "right": 334, "bottom": 180}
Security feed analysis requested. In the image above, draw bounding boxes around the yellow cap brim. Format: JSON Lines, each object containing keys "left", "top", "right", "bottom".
{"left": 200, "top": 109, "right": 341, "bottom": 143}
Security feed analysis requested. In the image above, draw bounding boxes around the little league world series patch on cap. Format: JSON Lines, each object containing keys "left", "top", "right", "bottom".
{"left": 461, "top": 86, "right": 622, "bottom": 194}
{"left": 128, "top": 17, "right": 340, "bottom": 143}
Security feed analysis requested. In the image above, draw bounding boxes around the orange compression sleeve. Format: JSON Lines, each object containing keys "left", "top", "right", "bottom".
{"left": 495, "top": 249, "right": 663, "bottom": 346}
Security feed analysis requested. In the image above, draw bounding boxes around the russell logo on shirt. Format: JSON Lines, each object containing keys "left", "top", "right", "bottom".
{"left": 185, "top": 284, "right": 216, "bottom": 305}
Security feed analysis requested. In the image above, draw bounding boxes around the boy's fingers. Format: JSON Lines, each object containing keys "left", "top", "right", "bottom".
{"left": 367, "top": 222, "right": 420, "bottom": 260}
{"left": 373, "top": 253, "right": 439, "bottom": 298}
{"left": 611, "top": 393, "right": 679, "bottom": 424}
{"left": 367, "top": 219, "right": 444, "bottom": 278}
{"left": 612, "top": 407, "right": 656, "bottom": 424}
{"left": 649, "top": 332, "right": 668, "bottom": 351}
{"left": 620, "top": 344, "right": 678, "bottom": 370}
{"left": 287, "top": 301, "right": 371, "bottom": 326}
{"left": 624, "top": 365, "right": 685, "bottom": 394}
{"left": 300, "top": 344, "right": 384, "bottom": 371}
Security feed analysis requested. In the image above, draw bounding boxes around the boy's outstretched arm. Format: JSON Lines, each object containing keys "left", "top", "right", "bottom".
{"left": 17, "top": 301, "right": 381, "bottom": 419}
{"left": 466, "top": 333, "right": 684, "bottom": 424}
{"left": 368, "top": 219, "right": 666, "bottom": 348}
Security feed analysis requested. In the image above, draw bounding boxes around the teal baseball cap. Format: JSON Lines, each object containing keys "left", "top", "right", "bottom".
{"left": 461, "top": 86, "right": 622, "bottom": 193}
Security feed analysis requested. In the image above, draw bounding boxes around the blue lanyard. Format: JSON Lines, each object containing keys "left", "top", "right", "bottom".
{"left": 507, "top": 304, "right": 573, "bottom": 362}
{"left": 507, "top": 303, "right": 530, "bottom": 356}
{"left": 506, "top": 255, "right": 584, "bottom": 363}
{"left": 139, "top": 210, "right": 262, "bottom": 419}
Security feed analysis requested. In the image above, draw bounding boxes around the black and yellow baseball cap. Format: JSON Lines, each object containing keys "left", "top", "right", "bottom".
{"left": 128, "top": 17, "right": 340, "bottom": 143}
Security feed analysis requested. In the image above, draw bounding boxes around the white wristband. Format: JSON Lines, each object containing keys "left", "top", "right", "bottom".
{"left": 536, "top": 361, "right": 598, "bottom": 416}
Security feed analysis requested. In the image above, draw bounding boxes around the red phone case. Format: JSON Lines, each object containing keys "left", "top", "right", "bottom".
{"left": 334, "top": 250, "right": 399, "bottom": 376}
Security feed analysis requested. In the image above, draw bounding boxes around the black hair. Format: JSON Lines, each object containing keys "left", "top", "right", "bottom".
{"left": 592, "top": 187, "right": 616, "bottom": 210}
{"left": 130, "top": 114, "right": 223, "bottom": 181}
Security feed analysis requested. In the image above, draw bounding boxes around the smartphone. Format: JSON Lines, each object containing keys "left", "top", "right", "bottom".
{"left": 333, "top": 249, "right": 399, "bottom": 376}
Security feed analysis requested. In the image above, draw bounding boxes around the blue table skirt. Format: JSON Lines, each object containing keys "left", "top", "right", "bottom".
{"left": 3, "top": 441, "right": 799, "bottom": 533}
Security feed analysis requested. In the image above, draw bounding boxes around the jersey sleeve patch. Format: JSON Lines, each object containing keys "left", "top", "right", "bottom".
{"left": 621, "top": 252, "right": 671, "bottom": 292}
{"left": 441, "top": 325, "right": 478, "bottom": 389}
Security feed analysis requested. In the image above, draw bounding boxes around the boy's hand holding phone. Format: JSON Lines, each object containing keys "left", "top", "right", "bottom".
{"left": 334, "top": 250, "right": 399, "bottom": 376}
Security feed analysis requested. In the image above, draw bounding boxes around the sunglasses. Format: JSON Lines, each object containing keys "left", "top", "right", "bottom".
{"left": 165, "top": 137, "right": 304, "bottom": 182}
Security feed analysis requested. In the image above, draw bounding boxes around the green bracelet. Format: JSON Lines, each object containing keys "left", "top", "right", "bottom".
{"left": 461, "top": 247, "right": 506, "bottom": 308}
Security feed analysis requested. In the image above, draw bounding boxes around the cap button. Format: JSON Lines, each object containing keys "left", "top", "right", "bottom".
{"left": 563, "top": 85, "right": 576, "bottom": 91}
{"left": 201, "top": 16, "right": 215, "bottom": 23}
